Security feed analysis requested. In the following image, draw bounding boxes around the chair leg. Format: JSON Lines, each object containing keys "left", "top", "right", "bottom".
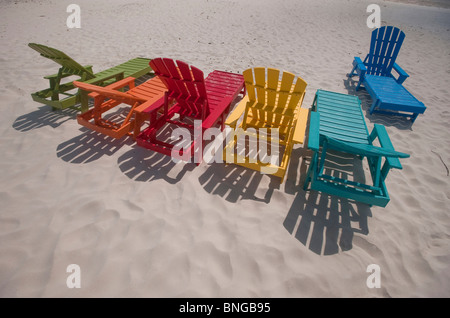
{"left": 303, "top": 152, "right": 317, "bottom": 191}
{"left": 369, "top": 100, "right": 378, "bottom": 115}
{"left": 349, "top": 64, "right": 357, "bottom": 78}
{"left": 355, "top": 79, "right": 363, "bottom": 91}
{"left": 303, "top": 170, "right": 312, "bottom": 191}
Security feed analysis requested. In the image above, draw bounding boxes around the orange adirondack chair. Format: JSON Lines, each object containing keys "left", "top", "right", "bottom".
{"left": 73, "top": 76, "right": 167, "bottom": 139}
{"left": 135, "top": 58, "right": 245, "bottom": 163}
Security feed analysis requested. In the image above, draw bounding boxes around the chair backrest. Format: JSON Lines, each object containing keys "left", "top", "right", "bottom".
{"left": 149, "top": 58, "right": 208, "bottom": 117}
{"left": 29, "top": 43, "right": 96, "bottom": 79}
{"left": 243, "top": 67, "right": 307, "bottom": 129}
{"left": 364, "top": 26, "right": 405, "bottom": 77}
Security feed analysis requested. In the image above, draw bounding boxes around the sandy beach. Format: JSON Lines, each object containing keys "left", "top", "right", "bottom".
{"left": 0, "top": 0, "right": 449, "bottom": 298}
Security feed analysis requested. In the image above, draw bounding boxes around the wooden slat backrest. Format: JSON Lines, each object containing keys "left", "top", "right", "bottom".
{"left": 29, "top": 43, "right": 96, "bottom": 79}
{"left": 191, "top": 65, "right": 208, "bottom": 116}
{"left": 191, "top": 66, "right": 207, "bottom": 100}
{"left": 150, "top": 58, "right": 208, "bottom": 116}
{"left": 365, "top": 26, "right": 405, "bottom": 77}
{"left": 243, "top": 69, "right": 256, "bottom": 101}
{"left": 243, "top": 67, "right": 307, "bottom": 132}
{"left": 176, "top": 60, "right": 200, "bottom": 114}
{"left": 266, "top": 68, "right": 279, "bottom": 106}
{"left": 150, "top": 58, "right": 179, "bottom": 96}
{"left": 163, "top": 58, "right": 190, "bottom": 98}
{"left": 177, "top": 60, "right": 197, "bottom": 98}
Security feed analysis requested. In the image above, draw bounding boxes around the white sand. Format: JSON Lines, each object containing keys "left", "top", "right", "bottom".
{"left": 0, "top": 0, "right": 449, "bottom": 298}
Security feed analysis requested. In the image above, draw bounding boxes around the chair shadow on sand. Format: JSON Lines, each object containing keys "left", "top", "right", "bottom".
{"left": 12, "top": 105, "right": 78, "bottom": 132}
{"left": 13, "top": 74, "right": 152, "bottom": 133}
{"left": 117, "top": 118, "right": 198, "bottom": 184}
{"left": 283, "top": 146, "right": 372, "bottom": 256}
{"left": 57, "top": 124, "right": 195, "bottom": 183}
{"left": 57, "top": 127, "right": 133, "bottom": 164}
{"left": 343, "top": 76, "right": 414, "bottom": 131}
{"left": 198, "top": 146, "right": 308, "bottom": 204}
{"left": 118, "top": 146, "right": 196, "bottom": 184}
{"left": 198, "top": 162, "right": 280, "bottom": 204}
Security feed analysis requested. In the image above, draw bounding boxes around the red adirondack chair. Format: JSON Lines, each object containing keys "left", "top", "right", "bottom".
{"left": 135, "top": 58, "right": 245, "bottom": 163}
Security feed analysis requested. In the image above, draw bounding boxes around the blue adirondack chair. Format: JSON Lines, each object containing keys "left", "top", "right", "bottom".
{"left": 303, "top": 90, "right": 410, "bottom": 207}
{"left": 349, "top": 26, "right": 426, "bottom": 123}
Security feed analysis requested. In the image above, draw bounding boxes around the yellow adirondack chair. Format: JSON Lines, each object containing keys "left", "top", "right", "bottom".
{"left": 223, "top": 67, "right": 309, "bottom": 183}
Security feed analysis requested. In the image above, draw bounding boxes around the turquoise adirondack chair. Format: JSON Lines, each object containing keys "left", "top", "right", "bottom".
{"left": 348, "top": 26, "right": 426, "bottom": 122}
{"left": 303, "top": 89, "right": 410, "bottom": 207}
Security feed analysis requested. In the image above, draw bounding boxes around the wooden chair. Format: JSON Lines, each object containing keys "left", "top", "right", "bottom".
{"left": 223, "top": 67, "right": 309, "bottom": 183}
{"left": 73, "top": 77, "right": 167, "bottom": 139}
{"left": 29, "top": 43, "right": 152, "bottom": 112}
{"left": 304, "top": 89, "right": 410, "bottom": 207}
{"left": 348, "top": 27, "right": 426, "bottom": 122}
{"left": 135, "top": 58, "right": 245, "bottom": 163}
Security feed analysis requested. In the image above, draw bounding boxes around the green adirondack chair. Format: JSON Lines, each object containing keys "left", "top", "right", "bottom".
{"left": 303, "top": 89, "right": 410, "bottom": 207}
{"left": 29, "top": 43, "right": 152, "bottom": 112}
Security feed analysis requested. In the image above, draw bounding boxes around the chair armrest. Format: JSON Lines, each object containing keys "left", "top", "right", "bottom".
{"left": 135, "top": 96, "right": 165, "bottom": 114}
{"left": 353, "top": 57, "right": 367, "bottom": 74}
{"left": 104, "top": 77, "right": 136, "bottom": 90}
{"left": 369, "top": 124, "right": 409, "bottom": 170}
{"left": 43, "top": 65, "right": 93, "bottom": 80}
{"left": 326, "top": 136, "right": 409, "bottom": 159}
{"left": 224, "top": 96, "right": 248, "bottom": 128}
{"left": 292, "top": 107, "right": 309, "bottom": 144}
{"left": 392, "top": 63, "right": 409, "bottom": 84}
{"left": 73, "top": 80, "right": 146, "bottom": 104}
{"left": 86, "top": 77, "right": 136, "bottom": 99}
{"left": 44, "top": 72, "right": 73, "bottom": 80}
{"left": 307, "top": 111, "right": 320, "bottom": 152}
{"left": 81, "top": 71, "right": 127, "bottom": 99}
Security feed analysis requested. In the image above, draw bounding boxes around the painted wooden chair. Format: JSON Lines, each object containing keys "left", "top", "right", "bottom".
{"left": 223, "top": 67, "right": 309, "bottom": 183}
{"left": 348, "top": 26, "right": 426, "bottom": 122}
{"left": 135, "top": 58, "right": 245, "bottom": 163}
{"left": 303, "top": 89, "right": 410, "bottom": 207}
{"left": 29, "top": 43, "right": 152, "bottom": 112}
{"left": 72, "top": 76, "right": 167, "bottom": 139}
